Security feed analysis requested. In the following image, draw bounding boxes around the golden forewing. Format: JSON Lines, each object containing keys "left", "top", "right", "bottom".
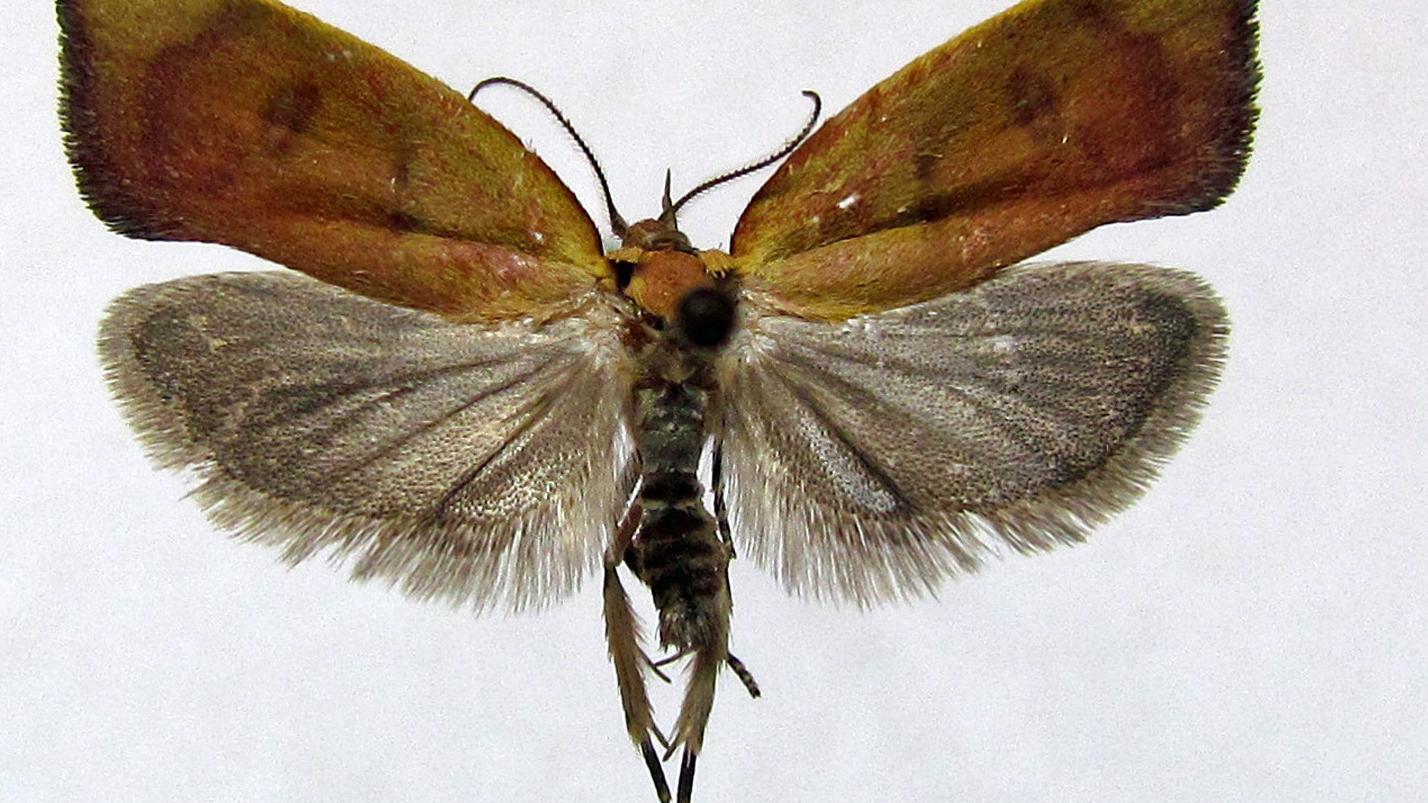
{"left": 717, "top": 263, "right": 1227, "bottom": 603}
{"left": 731, "top": 0, "right": 1259, "bottom": 319}
{"left": 100, "top": 272, "right": 637, "bottom": 610}
{"left": 59, "top": 0, "right": 610, "bottom": 320}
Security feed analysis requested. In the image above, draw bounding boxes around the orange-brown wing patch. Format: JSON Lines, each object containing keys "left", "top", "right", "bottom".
{"left": 731, "top": 0, "right": 1259, "bottom": 319}
{"left": 59, "top": 0, "right": 610, "bottom": 320}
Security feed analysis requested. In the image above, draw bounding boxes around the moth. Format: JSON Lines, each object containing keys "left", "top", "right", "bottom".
{"left": 59, "top": 0, "right": 1259, "bottom": 800}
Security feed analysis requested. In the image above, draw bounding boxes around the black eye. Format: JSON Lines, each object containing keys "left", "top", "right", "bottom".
{"left": 613, "top": 260, "right": 634, "bottom": 290}
{"left": 675, "top": 287, "right": 736, "bottom": 348}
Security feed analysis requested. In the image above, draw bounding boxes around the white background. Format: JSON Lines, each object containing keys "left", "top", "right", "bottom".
{"left": 3, "top": 1, "right": 1425, "bottom": 801}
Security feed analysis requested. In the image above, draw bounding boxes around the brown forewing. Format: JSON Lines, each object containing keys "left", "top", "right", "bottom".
{"left": 59, "top": 0, "right": 610, "bottom": 321}
{"left": 730, "top": 0, "right": 1259, "bottom": 320}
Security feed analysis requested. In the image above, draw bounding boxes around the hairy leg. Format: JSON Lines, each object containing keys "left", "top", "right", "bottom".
{"left": 602, "top": 502, "right": 671, "bottom": 802}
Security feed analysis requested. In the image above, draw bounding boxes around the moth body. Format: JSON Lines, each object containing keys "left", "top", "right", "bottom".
{"left": 617, "top": 217, "right": 739, "bottom": 647}
{"left": 606, "top": 216, "right": 746, "bottom": 766}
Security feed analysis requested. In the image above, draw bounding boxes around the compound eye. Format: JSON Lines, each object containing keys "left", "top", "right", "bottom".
{"left": 675, "top": 287, "right": 736, "bottom": 348}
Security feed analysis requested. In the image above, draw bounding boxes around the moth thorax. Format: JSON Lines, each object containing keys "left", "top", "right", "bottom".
{"left": 625, "top": 249, "right": 714, "bottom": 322}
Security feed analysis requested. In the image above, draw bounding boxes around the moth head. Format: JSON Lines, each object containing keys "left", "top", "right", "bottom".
{"left": 618, "top": 216, "right": 694, "bottom": 254}
{"left": 612, "top": 167, "right": 693, "bottom": 254}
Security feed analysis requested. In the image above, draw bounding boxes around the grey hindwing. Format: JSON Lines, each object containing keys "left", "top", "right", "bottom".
{"left": 716, "top": 261, "right": 1229, "bottom": 604}
{"left": 99, "top": 271, "right": 637, "bottom": 611}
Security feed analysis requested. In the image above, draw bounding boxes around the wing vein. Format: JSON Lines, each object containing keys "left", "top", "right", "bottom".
{"left": 432, "top": 368, "right": 577, "bottom": 522}
{"left": 780, "top": 377, "right": 915, "bottom": 516}
{"left": 314, "top": 357, "right": 569, "bottom": 493}
{"left": 275, "top": 353, "right": 538, "bottom": 443}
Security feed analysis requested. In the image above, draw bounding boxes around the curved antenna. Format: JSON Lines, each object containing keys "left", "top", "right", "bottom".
{"left": 469, "top": 76, "right": 629, "bottom": 237}
{"left": 667, "top": 90, "right": 822, "bottom": 219}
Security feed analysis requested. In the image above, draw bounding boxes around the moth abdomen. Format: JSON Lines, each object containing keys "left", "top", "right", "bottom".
{"left": 638, "top": 511, "right": 728, "bottom": 651}
{"left": 631, "top": 369, "right": 731, "bottom": 652}
{"left": 639, "top": 509, "right": 724, "bottom": 598}
{"left": 640, "top": 470, "right": 704, "bottom": 504}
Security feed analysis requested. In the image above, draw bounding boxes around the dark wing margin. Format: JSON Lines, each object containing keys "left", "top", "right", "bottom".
{"left": 99, "top": 272, "right": 636, "bottom": 610}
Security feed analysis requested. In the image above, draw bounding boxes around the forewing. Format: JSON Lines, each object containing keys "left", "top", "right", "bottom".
{"left": 100, "top": 272, "right": 636, "bottom": 610}
{"left": 59, "top": 0, "right": 609, "bottom": 320}
{"left": 717, "top": 263, "right": 1226, "bottom": 603}
{"left": 731, "top": 0, "right": 1258, "bottom": 319}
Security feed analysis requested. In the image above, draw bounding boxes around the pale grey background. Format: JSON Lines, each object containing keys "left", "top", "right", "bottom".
{"left": 3, "top": 1, "right": 1424, "bottom": 801}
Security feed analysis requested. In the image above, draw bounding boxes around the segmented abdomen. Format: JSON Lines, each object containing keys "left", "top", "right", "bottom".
{"left": 632, "top": 380, "right": 728, "bottom": 650}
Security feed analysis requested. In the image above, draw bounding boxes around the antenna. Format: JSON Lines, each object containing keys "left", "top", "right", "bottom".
{"left": 469, "top": 76, "right": 629, "bottom": 237}
{"left": 667, "top": 90, "right": 823, "bottom": 218}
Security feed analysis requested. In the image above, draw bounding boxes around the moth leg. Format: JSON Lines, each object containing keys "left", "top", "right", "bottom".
{"left": 654, "top": 647, "right": 691, "bottom": 669}
{"left": 713, "top": 440, "right": 760, "bottom": 702}
{"left": 676, "top": 748, "right": 699, "bottom": 803}
{"left": 664, "top": 642, "right": 724, "bottom": 761}
{"left": 666, "top": 645, "right": 756, "bottom": 801}
{"left": 641, "top": 741, "right": 672, "bottom": 803}
{"left": 726, "top": 653, "right": 761, "bottom": 699}
{"left": 608, "top": 509, "right": 673, "bottom": 686}
{"left": 645, "top": 655, "right": 674, "bottom": 685}
{"left": 710, "top": 440, "right": 736, "bottom": 559}
{"left": 602, "top": 564, "right": 659, "bottom": 743}
{"left": 602, "top": 502, "right": 671, "bottom": 803}
{"left": 667, "top": 647, "right": 719, "bottom": 801}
